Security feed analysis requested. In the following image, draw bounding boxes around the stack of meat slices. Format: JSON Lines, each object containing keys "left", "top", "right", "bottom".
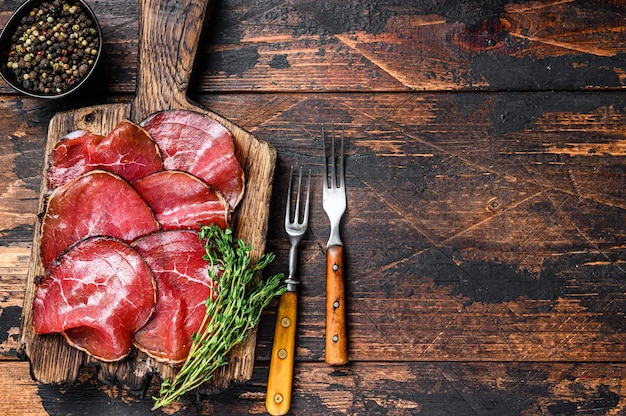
{"left": 33, "top": 110, "right": 245, "bottom": 363}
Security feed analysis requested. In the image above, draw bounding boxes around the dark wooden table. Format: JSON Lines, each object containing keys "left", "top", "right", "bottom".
{"left": 1, "top": 0, "right": 625, "bottom": 414}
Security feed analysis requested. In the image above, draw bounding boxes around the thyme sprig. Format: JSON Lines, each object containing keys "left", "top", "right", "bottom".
{"left": 152, "top": 224, "right": 285, "bottom": 410}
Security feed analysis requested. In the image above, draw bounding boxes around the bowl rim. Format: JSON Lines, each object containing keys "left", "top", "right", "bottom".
{"left": 0, "top": 0, "right": 103, "bottom": 99}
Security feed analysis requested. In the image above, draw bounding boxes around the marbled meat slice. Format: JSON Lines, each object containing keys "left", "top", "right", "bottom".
{"left": 40, "top": 170, "right": 160, "bottom": 268}
{"left": 132, "top": 230, "right": 216, "bottom": 363}
{"left": 85, "top": 120, "right": 163, "bottom": 182}
{"left": 33, "top": 236, "right": 156, "bottom": 362}
{"left": 46, "top": 129, "right": 104, "bottom": 189}
{"left": 132, "top": 170, "right": 230, "bottom": 231}
{"left": 140, "top": 110, "right": 245, "bottom": 209}
{"left": 45, "top": 120, "right": 163, "bottom": 189}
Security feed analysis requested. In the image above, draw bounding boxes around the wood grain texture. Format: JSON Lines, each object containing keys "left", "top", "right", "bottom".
{"left": 3, "top": 0, "right": 625, "bottom": 94}
{"left": 16, "top": 0, "right": 277, "bottom": 393}
{"left": 266, "top": 291, "right": 298, "bottom": 415}
{"left": 1, "top": 0, "right": 625, "bottom": 413}
{"left": 1, "top": 90, "right": 624, "bottom": 411}
{"left": 17, "top": 100, "right": 276, "bottom": 389}
{"left": 325, "top": 245, "right": 348, "bottom": 365}
{"left": 0, "top": 360, "right": 625, "bottom": 415}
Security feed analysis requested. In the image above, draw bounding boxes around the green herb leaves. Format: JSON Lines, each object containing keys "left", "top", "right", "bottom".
{"left": 152, "top": 224, "right": 285, "bottom": 410}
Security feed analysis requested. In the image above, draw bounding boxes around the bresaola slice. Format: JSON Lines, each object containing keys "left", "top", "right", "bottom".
{"left": 40, "top": 170, "right": 160, "bottom": 268}
{"left": 141, "top": 110, "right": 245, "bottom": 208}
{"left": 132, "top": 230, "right": 216, "bottom": 363}
{"left": 46, "top": 120, "right": 163, "bottom": 189}
{"left": 46, "top": 130, "right": 104, "bottom": 189}
{"left": 85, "top": 120, "right": 163, "bottom": 182}
{"left": 133, "top": 170, "right": 230, "bottom": 231}
{"left": 33, "top": 236, "right": 156, "bottom": 362}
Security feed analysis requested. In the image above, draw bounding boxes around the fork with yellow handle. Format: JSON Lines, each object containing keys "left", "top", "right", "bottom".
{"left": 266, "top": 167, "right": 310, "bottom": 416}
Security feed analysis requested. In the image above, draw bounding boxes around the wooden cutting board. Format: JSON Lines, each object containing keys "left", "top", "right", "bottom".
{"left": 18, "top": 0, "right": 277, "bottom": 393}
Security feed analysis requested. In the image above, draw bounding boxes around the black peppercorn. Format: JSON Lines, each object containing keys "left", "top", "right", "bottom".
{"left": 5, "top": 1, "right": 100, "bottom": 95}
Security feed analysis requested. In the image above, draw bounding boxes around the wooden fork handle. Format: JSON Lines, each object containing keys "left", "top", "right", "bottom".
{"left": 266, "top": 291, "right": 298, "bottom": 415}
{"left": 325, "top": 245, "right": 348, "bottom": 365}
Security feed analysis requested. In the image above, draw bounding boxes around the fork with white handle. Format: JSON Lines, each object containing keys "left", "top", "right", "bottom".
{"left": 322, "top": 124, "right": 348, "bottom": 366}
{"left": 266, "top": 166, "right": 311, "bottom": 416}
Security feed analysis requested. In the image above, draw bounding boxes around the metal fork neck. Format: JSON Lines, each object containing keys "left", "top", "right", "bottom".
{"left": 284, "top": 277, "right": 299, "bottom": 292}
{"left": 326, "top": 223, "right": 343, "bottom": 247}
{"left": 285, "top": 238, "right": 302, "bottom": 291}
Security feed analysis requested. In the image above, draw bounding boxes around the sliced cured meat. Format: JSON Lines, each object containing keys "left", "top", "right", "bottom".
{"left": 85, "top": 120, "right": 163, "bottom": 182}
{"left": 132, "top": 230, "right": 216, "bottom": 363}
{"left": 45, "top": 120, "right": 163, "bottom": 189}
{"left": 141, "top": 110, "right": 245, "bottom": 209}
{"left": 33, "top": 236, "right": 156, "bottom": 362}
{"left": 132, "top": 170, "right": 230, "bottom": 231}
{"left": 40, "top": 170, "right": 160, "bottom": 268}
{"left": 46, "top": 130, "right": 104, "bottom": 189}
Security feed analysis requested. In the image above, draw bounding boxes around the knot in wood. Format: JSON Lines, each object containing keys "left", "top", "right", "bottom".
{"left": 487, "top": 197, "right": 501, "bottom": 212}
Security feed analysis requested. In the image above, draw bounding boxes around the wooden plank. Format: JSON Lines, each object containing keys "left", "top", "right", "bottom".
{"left": 0, "top": 0, "right": 624, "bottom": 412}
{"left": 1, "top": 91, "right": 624, "bottom": 365}
{"left": 200, "top": 92, "right": 626, "bottom": 362}
{"left": 197, "top": 0, "right": 626, "bottom": 92}
{"left": 0, "top": 361, "right": 624, "bottom": 415}
{"left": 2, "top": 1, "right": 626, "bottom": 95}
{"left": 0, "top": 245, "right": 29, "bottom": 357}
{"left": 12, "top": 0, "right": 277, "bottom": 391}
{"left": 0, "top": 361, "right": 48, "bottom": 415}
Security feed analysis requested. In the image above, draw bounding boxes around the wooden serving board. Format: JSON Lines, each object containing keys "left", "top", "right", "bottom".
{"left": 18, "top": 0, "right": 277, "bottom": 393}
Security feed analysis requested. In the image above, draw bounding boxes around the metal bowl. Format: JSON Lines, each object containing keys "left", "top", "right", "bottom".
{"left": 0, "top": 0, "right": 102, "bottom": 99}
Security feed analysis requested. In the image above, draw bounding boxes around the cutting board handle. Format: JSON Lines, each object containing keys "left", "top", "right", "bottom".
{"left": 132, "top": 0, "right": 210, "bottom": 120}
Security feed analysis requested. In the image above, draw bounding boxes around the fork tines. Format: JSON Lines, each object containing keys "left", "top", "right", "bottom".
{"left": 284, "top": 166, "right": 311, "bottom": 292}
{"left": 286, "top": 166, "right": 311, "bottom": 228}
{"left": 322, "top": 123, "right": 344, "bottom": 190}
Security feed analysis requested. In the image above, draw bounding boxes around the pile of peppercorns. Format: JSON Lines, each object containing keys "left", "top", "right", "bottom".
{"left": 5, "top": 0, "right": 100, "bottom": 95}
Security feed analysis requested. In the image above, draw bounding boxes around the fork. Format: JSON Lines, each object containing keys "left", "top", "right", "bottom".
{"left": 322, "top": 124, "right": 348, "bottom": 366}
{"left": 266, "top": 166, "right": 311, "bottom": 416}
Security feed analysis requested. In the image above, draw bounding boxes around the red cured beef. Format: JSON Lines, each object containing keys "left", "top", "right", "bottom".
{"left": 45, "top": 120, "right": 163, "bottom": 189}
{"left": 46, "top": 130, "right": 104, "bottom": 189}
{"left": 132, "top": 230, "right": 216, "bottom": 363}
{"left": 140, "top": 110, "right": 245, "bottom": 209}
{"left": 33, "top": 236, "right": 156, "bottom": 362}
{"left": 40, "top": 170, "right": 160, "bottom": 268}
{"left": 133, "top": 170, "right": 230, "bottom": 231}
{"left": 85, "top": 120, "right": 163, "bottom": 182}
